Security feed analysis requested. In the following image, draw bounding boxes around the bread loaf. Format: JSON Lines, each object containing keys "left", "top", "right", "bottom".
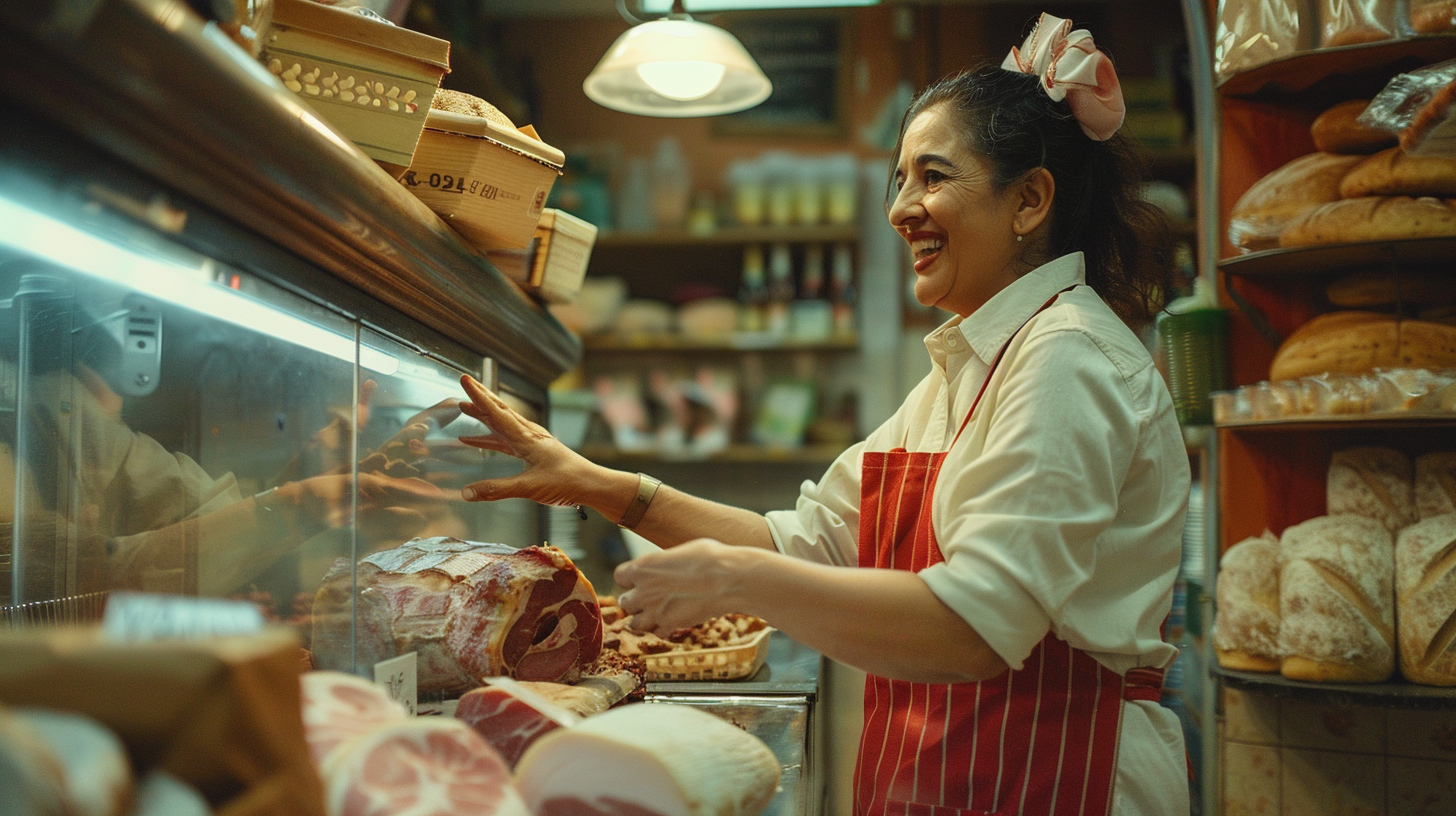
{"left": 1325, "top": 269, "right": 1456, "bottom": 308}
{"left": 1327, "top": 446, "right": 1417, "bottom": 534}
{"left": 1269, "top": 311, "right": 1456, "bottom": 381}
{"left": 1227, "top": 152, "right": 1362, "bottom": 251}
{"left": 1395, "top": 514, "right": 1456, "bottom": 685}
{"left": 1279, "top": 196, "right": 1456, "bottom": 247}
{"left": 1416, "top": 452, "right": 1456, "bottom": 519}
{"left": 430, "top": 89, "right": 516, "bottom": 128}
{"left": 1213, "top": 531, "right": 1282, "bottom": 672}
{"left": 1311, "top": 100, "right": 1397, "bottom": 155}
{"left": 1278, "top": 514, "right": 1395, "bottom": 683}
{"left": 1339, "top": 147, "right": 1456, "bottom": 198}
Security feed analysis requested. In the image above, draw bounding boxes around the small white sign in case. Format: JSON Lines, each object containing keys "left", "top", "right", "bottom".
{"left": 374, "top": 652, "right": 418, "bottom": 716}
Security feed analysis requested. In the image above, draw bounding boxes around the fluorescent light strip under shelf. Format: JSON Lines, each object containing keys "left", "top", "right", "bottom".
{"left": 0, "top": 195, "right": 398, "bottom": 375}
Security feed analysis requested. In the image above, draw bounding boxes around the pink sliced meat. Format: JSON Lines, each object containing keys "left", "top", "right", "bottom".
{"left": 321, "top": 718, "right": 529, "bottom": 816}
{"left": 299, "top": 671, "right": 409, "bottom": 769}
{"left": 454, "top": 687, "right": 564, "bottom": 769}
{"left": 312, "top": 537, "right": 603, "bottom": 695}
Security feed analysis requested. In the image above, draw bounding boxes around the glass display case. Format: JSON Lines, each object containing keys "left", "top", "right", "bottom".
{"left": 0, "top": 0, "right": 580, "bottom": 679}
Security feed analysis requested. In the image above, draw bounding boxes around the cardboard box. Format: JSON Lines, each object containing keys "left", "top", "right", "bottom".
{"left": 404, "top": 109, "right": 565, "bottom": 251}
{"left": 260, "top": 0, "right": 450, "bottom": 178}
{"left": 488, "top": 209, "right": 599, "bottom": 303}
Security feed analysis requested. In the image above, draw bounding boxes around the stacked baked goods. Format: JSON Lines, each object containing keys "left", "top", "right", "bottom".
{"left": 1214, "top": 446, "right": 1456, "bottom": 686}
{"left": 1228, "top": 97, "right": 1456, "bottom": 252}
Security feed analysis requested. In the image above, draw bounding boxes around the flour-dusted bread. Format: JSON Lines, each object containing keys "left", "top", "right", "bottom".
{"left": 1328, "top": 446, "right": 1417, "bottom": 534}
{"left": 1339, "top": 147, "right": 1456, "bottom": 198}
{"left": 1416, "top": 452, "right": 1456, "bottom": 519}
{"left": 1396, "top": 514, "right": 1456, "bottom": 685}
{"left": 1214, "top": 531, "right": 1282, "bottom": 672}
{"left": 1279, "top": 195, "right": 1456, "bottom": 247}
{"left": 1311, "top": 100, "right": 1398, "bottom": 154}
{"left": 1278, "top": 514, "right": 1395, "bottom": 683}
{"left": 1227, "top": 152, "right": 1363, "bottom": 251}
{"left": 1269, "top": 311, "right": 1456, "bottom": 382}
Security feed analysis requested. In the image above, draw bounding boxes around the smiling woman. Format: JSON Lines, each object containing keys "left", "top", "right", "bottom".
{"left": 452, "top": 13, "right": 1192, "bottom": 816}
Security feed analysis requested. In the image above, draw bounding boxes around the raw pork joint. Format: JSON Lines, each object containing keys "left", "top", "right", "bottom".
{"left": 320, "top": 718, "right": 530, "bottom": 816}
{"left": 311, "top": 537, "right": 603, "bottom": 695}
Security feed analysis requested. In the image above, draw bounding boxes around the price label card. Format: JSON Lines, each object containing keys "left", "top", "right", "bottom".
{"left": 102, "top": 592, "right": 265, "bottom": 641}
{"left": 374, "top": 652, "right": 418, "bottom": 716}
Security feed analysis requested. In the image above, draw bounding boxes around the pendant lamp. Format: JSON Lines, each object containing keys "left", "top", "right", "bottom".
{"left": 583, "top": 0, "right": 773, "bottom": 117}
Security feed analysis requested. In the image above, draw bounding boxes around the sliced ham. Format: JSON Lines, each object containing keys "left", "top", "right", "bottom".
{"left": 454, "top": 679, "right": 576, "bottom": 769}
{"left": 312, "top": 537, "right": 604, "bottom": 695}
{"left": 300, "top": 671, "right": 410, "bottom": 769}
{"left": 514, "top": 703, "right": 781, "bottom": 816}
{"left": 320, "top": 717, "right": 529, "bottom": 816}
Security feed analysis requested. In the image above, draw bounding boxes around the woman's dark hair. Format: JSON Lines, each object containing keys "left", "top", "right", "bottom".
{"left": 890, "top": 63, "right": 1176, "bottom": 328}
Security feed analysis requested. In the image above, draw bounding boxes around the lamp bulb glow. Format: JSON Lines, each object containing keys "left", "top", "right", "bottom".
{"left": 635, "top": 61, "right": 727, "bottom": 101}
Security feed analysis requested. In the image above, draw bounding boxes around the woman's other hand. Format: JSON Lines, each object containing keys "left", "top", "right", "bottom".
{"left": 456, "top": 374, "right": 601, "bottom": 508}
{"left": 612, "top": 539, "right": 753, "bottom": 633}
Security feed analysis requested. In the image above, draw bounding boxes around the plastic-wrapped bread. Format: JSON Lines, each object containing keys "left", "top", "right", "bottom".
{"left": 1327, "top": 446, "right": 1417, "bottom": 534}
{"left": 1278, "top": 514, "right": 1395, "bottom": 683}
{"left": 1396, "top": 514, "right": 1456, "bottom": 685}
{"left": 1415, "top": 452, "right": 1456, "bottom": 520}
{"left": 515, "top": 703, "right": 781, "bottom": 816}
{"left": 1214, "top": 531, "right": 1282, "bottom": 672}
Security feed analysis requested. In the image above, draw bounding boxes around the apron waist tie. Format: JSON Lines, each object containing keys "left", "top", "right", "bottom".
{"left": 1123, "top": 667, "right": 1165, "bottom": 702}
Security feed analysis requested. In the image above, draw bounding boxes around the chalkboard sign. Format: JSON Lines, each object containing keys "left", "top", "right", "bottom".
{"left": 713, "top": 14, "right": 848, "bottom": 138}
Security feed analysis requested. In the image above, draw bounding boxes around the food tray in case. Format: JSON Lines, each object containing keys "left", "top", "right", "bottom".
{"left": 643, "top": 627, "right": 774, "bottom": 682}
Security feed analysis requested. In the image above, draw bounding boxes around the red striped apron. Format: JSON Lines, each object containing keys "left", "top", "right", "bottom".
{"left": 852, "top": 288, "right": 1164, "bottom": 816}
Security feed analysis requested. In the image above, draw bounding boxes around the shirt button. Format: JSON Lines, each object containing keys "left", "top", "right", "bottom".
{"left": 946, "top": 335, "right": 959, "bottom": 348}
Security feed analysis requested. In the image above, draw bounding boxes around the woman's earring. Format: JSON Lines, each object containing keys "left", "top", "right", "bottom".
{"left": 1015, "top": 233, "right": 1023, "bottom": 242}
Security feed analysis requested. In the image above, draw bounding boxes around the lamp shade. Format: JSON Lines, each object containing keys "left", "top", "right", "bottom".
{"left": 583, "top": 19, "right": 773, "bottom": 117}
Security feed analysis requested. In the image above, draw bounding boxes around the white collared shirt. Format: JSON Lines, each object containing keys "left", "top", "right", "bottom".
{"left": 766, "top": 252, "right": 1191, "bottom": 812}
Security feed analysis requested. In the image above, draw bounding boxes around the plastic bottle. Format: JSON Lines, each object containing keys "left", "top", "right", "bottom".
{"left": 830, "top": 242, "right": 856, "bottom": 338}
{"left": 737, "top": 244, "right": 768, "bottom": 333}
{"left": 791, "top": 244, "right": 832, "bottom": 342}
{"left": 766, "top": 243, "right": 794, "bottom": 336}
{"left": 650, "top": 137, "right": 692, "bottom": 230}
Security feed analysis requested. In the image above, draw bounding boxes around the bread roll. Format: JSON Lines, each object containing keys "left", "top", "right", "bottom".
{"left": 1269, "top": 311, "right": 1456, "bottom": 381}
{"left": 1339, "top": 147, "right": 1456, "bottom": 198}
{"left": 1279, "top": 195, "right": 1456, "bottom": 247}
{"left": 1311, "top": 100, "right": 1397, "bottom": 155}
{"left": 1416, "top": 452, "right": 1456, "bottom": 519}
{"left": 1227, "top": 152, "right": 1362, "bottom": 251}
{"left": 1396, "top": 514, "right": 1456, "bottom": 685}
{"left": 1214, "top": 531, "right": 1282, "bottom": 672}
{"left": 1325, "top": 269, "right": 1456, "bottom": 308}
{"left": 1278, "top": 514, "right": 1394, "bottom": 683}
{"left": 1327, "top": 446, "right": 1416, "bottom": 534}
{"left": 430, "top": 88, "right": 516, "bottom": 128}
{"left": 1412, "top": 0, "right": 1456, "bottom": 32}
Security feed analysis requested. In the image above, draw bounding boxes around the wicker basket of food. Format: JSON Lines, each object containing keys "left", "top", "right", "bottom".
{"left": 642, "top": 626, "right": 774, "bottom": 682}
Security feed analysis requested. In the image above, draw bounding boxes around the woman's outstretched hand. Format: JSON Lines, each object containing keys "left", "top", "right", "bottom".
{"left": 456, "top": 374, "right": 598, "bottom": 508}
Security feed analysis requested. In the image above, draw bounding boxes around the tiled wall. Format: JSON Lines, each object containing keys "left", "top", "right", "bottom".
{"left": 1220, "top": 686, "right": 1456, "bottom": 816}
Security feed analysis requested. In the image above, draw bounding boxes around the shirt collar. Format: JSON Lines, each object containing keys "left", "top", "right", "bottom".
{"left": 954, "top": 252, "right": 1087, "bottom": 363}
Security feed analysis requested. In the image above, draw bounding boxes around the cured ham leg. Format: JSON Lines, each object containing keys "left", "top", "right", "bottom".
{"left": 514, "top": 703, "right": 781, "bottom": 816}
{"left": 312, "top": 537, "right": 603, "bottom": 695}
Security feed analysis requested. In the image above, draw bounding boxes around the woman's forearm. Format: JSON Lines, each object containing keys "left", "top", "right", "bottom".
{"left": 578, "top": 466, "right": 778, "bottom": 551}
{"left": 730, "top": 548, "right": 1010, "bottom": 684}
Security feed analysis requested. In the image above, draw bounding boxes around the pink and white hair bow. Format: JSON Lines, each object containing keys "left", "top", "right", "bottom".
{"left": 1001, "top": 13, "right": 1125, "bottom": 141}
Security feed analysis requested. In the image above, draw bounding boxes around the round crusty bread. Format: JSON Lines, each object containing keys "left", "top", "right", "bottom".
{"left": 1327, "top": 446, "right": 1416, "bottom": 534}
{"left": 1340, "top": 147, "right": 1456, "bottom": 198}
{"left": 1227, "top": 152, "right": 1363, "bottom": 251}
{"left": 1269, "top": 310, "right": 1456, "bottom": 381}
{"left": 1277, "top": 514, "right": 1395, "bottom": 684}
{"left": 1416, "top": 451, "right": 1456, "bottom": 520}
{"left": 1311, "top": 99, "right": 1398, "bottom": 155}
{"left": 1213, "top": 531, "right": 1282, "bottom": 673}
{"left": 1395, "top": 514, "right": 1456, "bottom": 685}
{"left": 430, "top": 88, "right": 516, "bottom": 129}
{"left": 1279, "top": 195, "right": 1456, "bottom": 247}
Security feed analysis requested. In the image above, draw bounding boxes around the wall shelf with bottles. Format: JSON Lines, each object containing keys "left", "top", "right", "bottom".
{"left": 594, "top": 224, "right": 860, "bottom": 248}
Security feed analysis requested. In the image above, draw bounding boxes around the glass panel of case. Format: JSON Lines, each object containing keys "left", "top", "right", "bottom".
{"left": 0, "top": 190, "right": 543, "bottom": 676}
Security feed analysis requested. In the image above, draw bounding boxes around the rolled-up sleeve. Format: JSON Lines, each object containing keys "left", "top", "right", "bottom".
{"left": 919, "top": 326, "right": 1142, "bottom": 669}
{"left": 765, "top": 441, "right": 865, "bottom": 567}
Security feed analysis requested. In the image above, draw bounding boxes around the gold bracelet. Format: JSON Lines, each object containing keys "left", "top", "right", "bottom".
{"left": 617, "top": 472, "right": 662, "bottom": 530}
